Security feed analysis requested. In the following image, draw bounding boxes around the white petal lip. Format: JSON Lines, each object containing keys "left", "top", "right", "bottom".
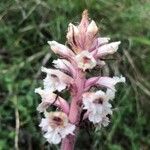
{"left": 39, "top": 118, "right": 49, "bottom": 131}
{"left": 48, "top": 41, "right": 75, "bottom": 58}
{"left": 106, "top": 89, "right": 115, "bottom": 100}
{"left": 89, "top": 113, "right": 101, "bottom": 123}
{"left": 96, "top": 41, "right": 121, "bottom": 57}
{"left": 83, "top": 90, "right": 106, "bottom": 102}
{"left": 59, "top": 123, "right": 75, "bottom": 138}
{"left": 44, "top": 130, "right": 61, "bottom": 144}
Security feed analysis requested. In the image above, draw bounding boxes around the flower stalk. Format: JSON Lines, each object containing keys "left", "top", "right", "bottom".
{"left": 35, "top": 10, "right": 125, "bottom": 150}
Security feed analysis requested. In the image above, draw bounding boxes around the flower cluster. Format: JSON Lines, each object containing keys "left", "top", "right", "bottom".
{"left": 35, "top": 10, "right": 125, "bottom": 149}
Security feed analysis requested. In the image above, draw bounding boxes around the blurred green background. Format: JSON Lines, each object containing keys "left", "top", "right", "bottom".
{"left": 0, "top": 0, "right": 150, "bottom": 150}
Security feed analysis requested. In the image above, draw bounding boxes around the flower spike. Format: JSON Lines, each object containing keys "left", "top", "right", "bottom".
{"left": 35, "top": 10, "right": 125, "bottom": 150}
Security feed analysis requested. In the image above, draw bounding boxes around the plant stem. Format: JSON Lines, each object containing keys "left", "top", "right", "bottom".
{"left": 61, "top": 70, "right": 85, "bottom": 150}
{"left": 60, "top": 134, "right": 76, "bottom": 150}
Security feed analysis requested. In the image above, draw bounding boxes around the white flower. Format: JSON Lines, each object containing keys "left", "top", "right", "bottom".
{"left": 75, "top": 50, "right": 96, "bottom": 71}
{"left": 41, "top": 67, "right": 73, "bottom": 92}
{"left": 39, "top": 112, "right": 75, "bottom": 144}
{"left": 82, "top": 90, "right": 115, "bottom": 125}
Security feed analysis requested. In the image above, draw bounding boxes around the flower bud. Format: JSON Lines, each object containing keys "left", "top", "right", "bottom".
{"left": 87, "top": 20, "right": 98, "bottom": 35}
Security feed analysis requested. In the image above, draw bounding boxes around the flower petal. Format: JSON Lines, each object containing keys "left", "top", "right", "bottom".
{"left": 78, "top": 10, "right": 89, "bottom": 32}
{"left": 48, "top": 41, "right": 75, "bottom": 58}
{"left": 59, "top": 123, "right": 75, "bottom": 138}
{"left": 87, "top": 20, "right": 98, "bottom": 36}
{"left": 42, "top": 67, "right": 73, "bottom": 87}
{"left": 106, "top": 89, "right": 115, "bottom": 100}
{"left": 96, "top": 41, "right": 121, "bottom": 57}
{"left": 97, "top": 37, "right": 110, "bottom": 46}
{"left": 67, "top": 23, "right": 79, "bottom": 43}
{"left": 75, "top": 51, "right": 96, "bottom": 71}
{"left": 44, "top": 130, "right": 61, "bottom": 144}
{"left": 96, "top": 76, "right": 125, "bottom": 90}
{"left": 35, "top": 88, "right": 69, "bottom": 114}
{"left": 85, "top": 77, "right": 100, "bottom": 90}
{"left": 39, "top": 118, "right": 49, "bottom": 131}
{"left": 53, "top": 59, "right": 76, "bottom": 76}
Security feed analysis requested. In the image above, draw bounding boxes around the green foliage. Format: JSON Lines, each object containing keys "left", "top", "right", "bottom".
{"left": 0, "top": 0, "right": 150, "bottom": 149}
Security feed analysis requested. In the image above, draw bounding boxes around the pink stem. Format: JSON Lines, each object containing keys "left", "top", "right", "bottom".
{"left": 60, "top": 96, "right": 78, "bottom": 150}
{"left": 68, "top": 94, "right": 80, "bottom": 123}
{"left": 60, "top": 135, "right": 76, "bottom": 150}
{"left": 61, "top": 70, "right": 85, "bottom": 150}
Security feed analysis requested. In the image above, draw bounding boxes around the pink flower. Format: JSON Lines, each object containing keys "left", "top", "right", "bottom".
{"left": 96, "top": 76, "right": 125, "bottom": 90}
{"left": 75, "top": 50, "right": 96, "bottom": 71}
{"left": 96, "top": 41, "right": 121, "bottom": 57}
{"left": 39, "top": 112, "right": 75, "bottom": 144}
{"left": 35, "top": 10, "right": 125, "bottom": 150}
{"left": 53, "top": 59, "right": 76, "bottom": 76}
{"left": 41, "top": 67, "right": 73, "bottom": 92}
{"left": 35, "top": 88, "right": 69, "bottom": 114}
{"left": 67, "top": 10, "right": 98, "bottom": 53}
{"left": 85, "top": 76, "right": 125, "bottom": 91}
{"left": 48, "top": 41, "right": 75, "bottom": 59}
{"left": 82, "top": 90, "right": 114, "bottom": 124}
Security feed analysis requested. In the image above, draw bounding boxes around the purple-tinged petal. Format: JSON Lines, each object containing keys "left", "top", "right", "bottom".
{"left": 85, "top": 76, "right": 125, "bottom": 91}
{"left": 85, "top": 77, "right": 100, "bottom": 91}
{"left": 78, "top": 10, "right": 89, "bottom": 32}
{"left": 96, "top": 76, "right": 125, "bottom": 90}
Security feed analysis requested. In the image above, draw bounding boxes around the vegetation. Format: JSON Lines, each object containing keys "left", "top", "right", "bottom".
{"left": 0, "top": 0, "right": 150, "bottom": 149}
